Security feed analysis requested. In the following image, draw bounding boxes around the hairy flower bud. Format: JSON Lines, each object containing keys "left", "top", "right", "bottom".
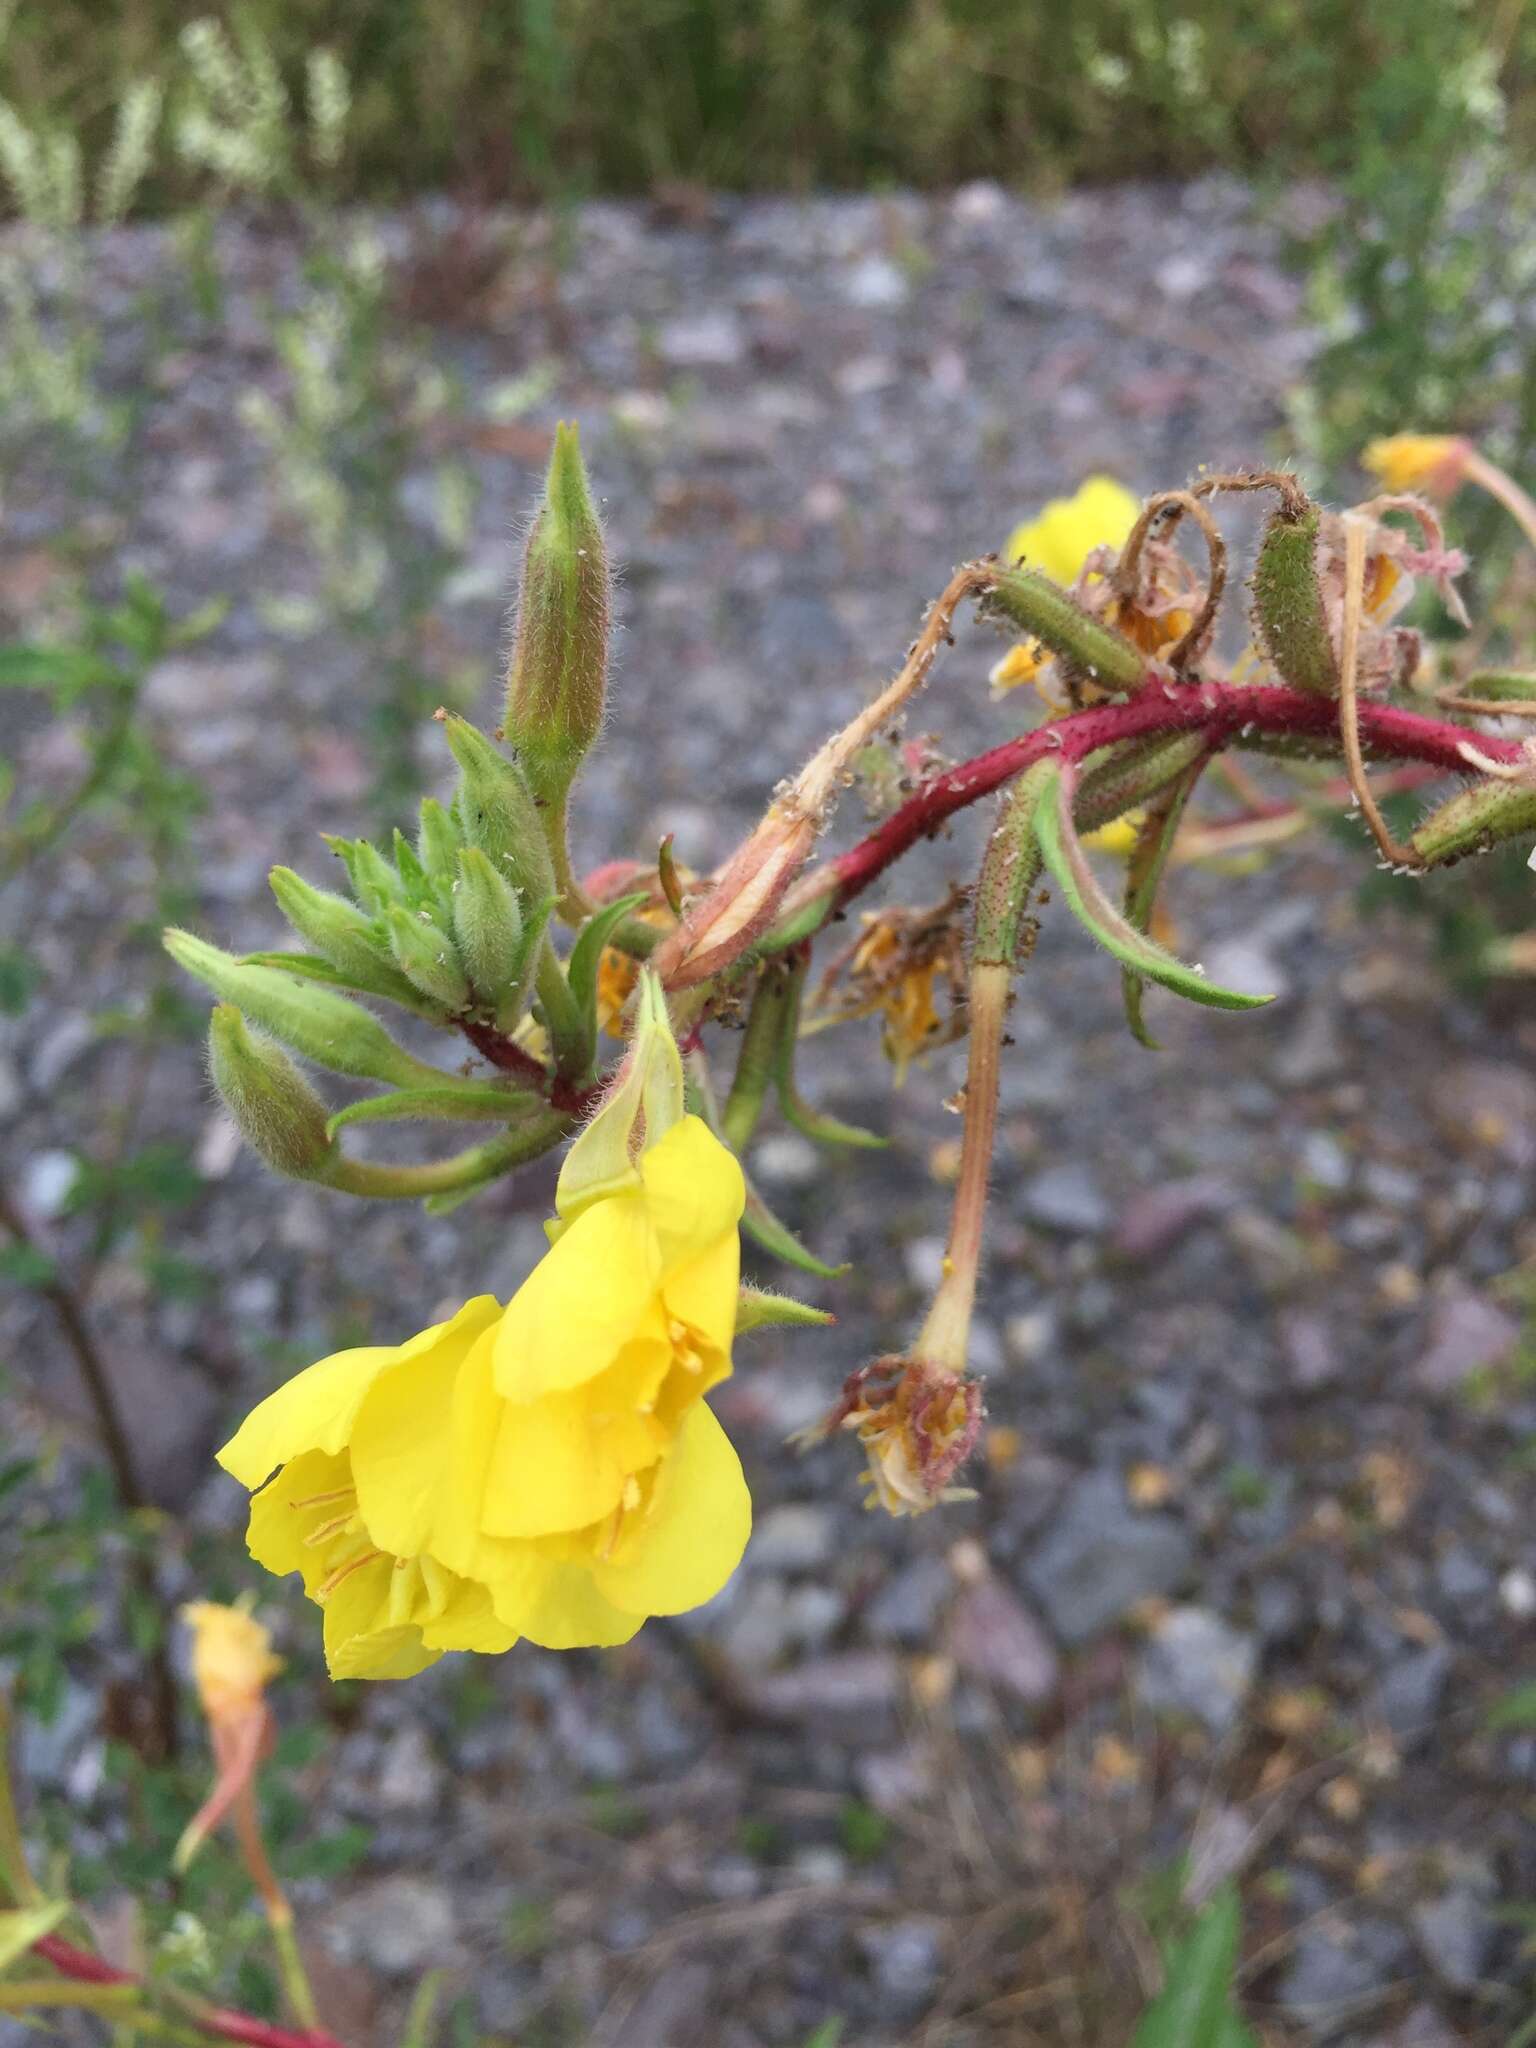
{"left": 503, "top": 420, "right": 610, "bottom": 809}
{"left": 269, "top": 866, "right": 395, "bottom": 987}
{"left": 415, "top": 795, "right": 461, "bottom": 881}
{"left": 453, "top": 846, "right": 528, "bottom": 1021}
{"left": 384, "top": 903, "right": 472, "bottom": 1010}
{"left": 167, "top": 930, "right": 443, "bottom": 1088}
{"left": 207, "top": 1004, "right": 334, "bottom": 1179}
{"left": 442, "top": 715, "right": 557, "bottom": 908}
{"left": 1251, "top": 500, "right": 1338, "bottom": 696}
{"left": 1409, "top": 779, "right": 1536, "bottom": 867}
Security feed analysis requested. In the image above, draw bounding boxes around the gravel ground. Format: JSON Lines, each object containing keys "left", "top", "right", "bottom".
{"left": 4, "top": 179, "right": 1536, "bottom": 2046}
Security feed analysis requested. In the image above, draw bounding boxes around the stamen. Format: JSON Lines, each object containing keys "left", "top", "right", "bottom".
{"left": 315, "top": 1548, "right": 383, "bottom": 1600}
{"left": 288, "top": 1486, "right": 356, "bottom": 1510}
{"left": 301, "top": 1510, "right": 361, "bottom": 1547}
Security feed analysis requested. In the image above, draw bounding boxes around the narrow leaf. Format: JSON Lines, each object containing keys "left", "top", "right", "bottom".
{"left": 1035, "top": 770, "right": 1272, "bottom": 1015}
{"left": 736, "top": 1286, "right": 835, "bottom": 1336}
{"left": 773, "top": 956, "right": 886, "bottom": 1149}
{"left": 0, "top": 1900, "right": 69, "bottom": 1973}
{"left": 1121, "top": 756, "right": 1207, "bottom": 1048}
{"left": 741, "top": 1179, "right": 848, "bottom": 1279}
{"left": 1130, "top": 1887, "right": 1247, "bottom": 2048}
{"left": 566, "top": 892, "right": 651, "bottom": 1033}
{"left": 240, "top": 949, "right": 442, "bottom": 1020}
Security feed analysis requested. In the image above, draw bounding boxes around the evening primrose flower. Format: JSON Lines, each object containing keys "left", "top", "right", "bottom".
{"left": 175, "top": 1600, "right": 282, "bottom": 1872}
{"left": 1362, "top": 434, "right": 1470, "bottom": 497}
{"left": 813, "top": 895, "right": 968, "bottom": 1084}
{"left": 219, "top": 978, "right": 751, "bottom": 1678}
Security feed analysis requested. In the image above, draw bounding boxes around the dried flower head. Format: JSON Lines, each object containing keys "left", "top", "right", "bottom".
{"left": 813, "top": 891, "right": 969, "bottom": 1082}
{"left": 800, "top": 1356, "right": 984, "bottom": 1516}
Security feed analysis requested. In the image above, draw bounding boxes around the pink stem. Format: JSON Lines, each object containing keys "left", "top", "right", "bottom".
{"left": 824, "top": 681, "right": 1516, "bottom": 912}
{"left": 32, "top": 1935, "right": 349, "bottom": 2048}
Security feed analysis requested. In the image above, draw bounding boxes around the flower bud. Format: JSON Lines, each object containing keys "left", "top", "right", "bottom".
{"left": 1251, "top": 500, "right": 1338, "bottom": 696}
{"left": 167, "top": 929, "right": 443, "bottom": 1088}
{"left": 269, "top": 866, "right": 395, "bottom": 987}
{"left": 384, "top": 903, "right": 472, "bottom": 1010}
{"left": 503, "top": 420, "right": 610, "bottom": 808}
{"left": 207, "top": 1004, "right": 334, "bottom": 1179}
{"left": 415, "top": 795, "right": 462, "bottom": 881}
{"left": 1409, "top": 779, "right": 1536, "bottom": 866}
{"left": 983, "top": 566, "right": 1144, "bottom": 692}
{"left": 556, "top": 970, "right": 684, "bottom": 1217}
{"left": 324, "top": 834, "right": 406, "bottom": 915}
{"left": 441, "top": 715, "right": 557, "bottom": 907}
{"left": 453, "top": 846, "right": 529, "bottom": 1021}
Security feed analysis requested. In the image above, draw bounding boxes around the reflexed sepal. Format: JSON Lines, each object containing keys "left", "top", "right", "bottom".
{"left": 165, "top": 930, "right": 448, "bottom": 1087}
{"left": 208, "top": 1004, "right": 334, "bottom": 1179}
{"left": 1252, "top": 500, "right": 1337, "bottom": 696}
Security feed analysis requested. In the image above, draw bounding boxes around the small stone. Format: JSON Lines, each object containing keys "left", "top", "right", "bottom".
{"left": 858, "top": 1917, "right": 942, "bottom": 2007}
{"left": 1274, "top": 1002, "right": 1348, "bottom": 1086}
{"left": 1412, "top": 1872, "right": 1495, "bottom": 1991}
{"left": 903, "top": 1235, "right": 947, "bottom": 1290}
{"left": 376, "top": 1724, "right": 442, "bottom": 1813}
{"left": 1276, "top": 1913, "right": 1412, "bottom": 2027}
{"left": 863, "top": 1554, "right": 950, "bottom": 1646}
{"left": 1499, "top": 1567, "right": 1536, "bottom": 1618}
{"left": 1026, "top": 1471, "right": 1194, "bottom": 1644}
{"left": 749, "top": 1502, "right": 835, "bottom": 1572}
{"left": 1110, "top": 1176, "right": 1230, "bottom": 1261}
{"left": 29, "top": 1014, "right": 95, "bottom": 1092}
{"left": 1299, "top": 1130, "right": 1351, "bottom": 1192}
{"left": 657, "top": 309, "right": 745, "bottom": 368}
{"left": 722, "top": 1579, "right": 844, "bottom": 1670}
{"left": 946, "top": 1575, "right": 1060, "bottom": 1705}
{"left": 741, "top": 1651, "right": 901, "bottom": 1728}
{"left": 1436, "top": 1060, "right": 1536, "bottom": 1163}
{"left": 1379, "top": 2001, "right": 1465, "bottom": 2048}
{"left": 1135, "top": 1605, "right": 1257, "bottom": 1735}
{"left": 1280, "top": 1310, "right": 1343, "bottom": 1392}
{"left": 1023, "top": 1163, "right": 1111, "bottom": 1235}
{"left": 1370, "top": 1644, "right": 1452, "bottom": 1751}
{"left": 752, "top": 1133, "right": 820, "bottom": 1188}
{"left": 326, "top": 1875, "right": 456, "bottom": 1977}
{"left": 843, "top": 254, "right": 909, "bottom": 309}
{"left": 19, "top": 1148, "right": 80, "bottom": 1219}
{"left": 1414, "top": 1289, "right": 1519, "bottom": 1393}
{"left": 1200, "top": 936, "right": 1289, "bottom": 1001}
{"left": 1003, "top": 1309, "right": 1055, "bottom": 1365}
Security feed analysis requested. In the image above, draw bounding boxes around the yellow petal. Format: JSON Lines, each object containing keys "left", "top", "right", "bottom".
{"left": 593, "top": 1402, "right": 751, "bottom": 1619}
{"left": 418, "top": 1576, "right": 519, "bottom": 1655}
{"left": 660, "top": 1228, "right": 740, "bottom": 1364}
{"left": 1004, "top": 475, "right": 1139, "bottom": 587}
{"left": 218, "top": 1296, "right": 501, "bottom": 1489}
{"left": 637, "top": 1114, "right": 745, "bottom": 1273}
{"left": 348, "top": 1310, "right": 494, "bottom": 1559}
{"left": 492, "top": 1195, "right": 663, "bottom": 1401}
{"left": 489, "top": 1552, "right": 645, "bottom": 1651}
{"left": 319, "top": 1554, "right": 439, "bottom": 1680}
{"left": 479, "top": 1370, "right": 667, "bottom": 1539}
{"left": 246, "top": 1447, "right": 351, "bottom": 1585}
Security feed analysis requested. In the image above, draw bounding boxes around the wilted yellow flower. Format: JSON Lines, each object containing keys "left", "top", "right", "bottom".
{"left": 1361, "top": 434, "right": 1469, "bottom": 496}
{"left": 182, "top": 1600, "right": 283, "bottom": 1720}
{"left": 816, "top": 897, "right": 967, "bottom": 1083}
{"left": 219, "top": 980, "right": 751, "bottom": 1679}
{"left": 1083, "top": 811, "right": 1144, "bottom": 858}
{"left": 802, "top": 1356, "right": 983, "bottom": 1517}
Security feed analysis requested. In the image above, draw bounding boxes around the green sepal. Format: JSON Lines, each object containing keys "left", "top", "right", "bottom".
{"left": 1408, "top": 779, "right": 1536, "bottom": 866}
{"left": 1458, "top": 670, "right": 1536, "bottom": 702}
{"left": 239, "top": 950, "right": 443, "bottom": 1022}
{"left": 325, "top": 1082, "right": 539, "bottom": 1138}
{"left": 269, "top": 866, "right": 423, "bottom": 1008}
{"left": 165, "top": 930, "right": 450, "bottom": 1087}
{"left": 324, "top": 834, "right": 406, "bottom": 915}
{"left": 416, "top": 796, "right": 462, "bottom": 880}
{"left": 453, "top": 848, "right": 534, "bottom": 1026}
{"left": 1074, "top": 732, "right": 1210, "bottom": 835}
{"left": 441, "top": 716, "right": 558, "bottom": 907}
{"left": 735, "top": 1286, "right": 835, "bottom": 1336}
{"left": 1121, "top": 756, "right": 1207, "bottom": 1048}
{"left": 1034, "top": 768, "right": 1273, "bottom": 1013}
{"left": 392, "top": 826, "right": 433, "bottom": 905}
{"left": 566, "top": 891, "right": 651, "bottom": 1039}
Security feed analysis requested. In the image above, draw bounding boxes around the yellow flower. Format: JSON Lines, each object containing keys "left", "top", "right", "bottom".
{"left": 219, "top": 979, "right": 751, "bottom": 1679}
{"left": 182, "top": 1600, "right": 284, "bottom": 1720}
{"left": 992, "top": 476, "right": 1142, "bottom": 694}
{"left": 1003, "top": 476, "right": 1141, "bottom": 586}
{"left": 1361, "top": 434, "right": 1469, "bottom": 496}
{"left": 1082, "top": 811, "right": 1144, "bottom": 858}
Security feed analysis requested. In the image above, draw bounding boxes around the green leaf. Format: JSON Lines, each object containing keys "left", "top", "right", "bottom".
{"left": 773, "top": 956, "right": 885, "bottom": 1149}
{"left": 325, "top": 1083, "right": 538, "bottom": 1137}
{"left": 0, "top": 1900, "right": 69, "bottom": 1973}
{"left": 1130, "top": 1888, "right": 1254, "bottom": 2048}
{"left": 0, "top": 646, "right": 120, "bottom": 695}
{"left": 735, "top": 1287, "right": 834, "bottom": 1336}
{"left": 1122, "top": 756, "right": 1207, "bottom": 1049}
{"left": 1486, "top": 1681, "right": 1536, "bottom": 1731}
{"left": 566, "top": 892, "right": 651, "bottom": 1038}
{"left": 0, "top": 947, "right": 42, "bottom": 1017}
{"left": 1035, "top": 768, "right": 1273, "bottom": 1015}
{"left": 0, "top": 1244, "right": 56, "bottom": 1290}
{"left": 400, "top": 1970, "right": 443, "bottom": 2048}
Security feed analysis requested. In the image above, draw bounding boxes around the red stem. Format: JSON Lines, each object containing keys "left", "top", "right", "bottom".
{"left": 456, "top": 1016, "right": 605, "bottom": 1117}
{"left": 826, "top": 681, "right": 1518, "bottom": 911}
{"left": 33, "top": 1934, "right": 348, "bottom": 2048}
